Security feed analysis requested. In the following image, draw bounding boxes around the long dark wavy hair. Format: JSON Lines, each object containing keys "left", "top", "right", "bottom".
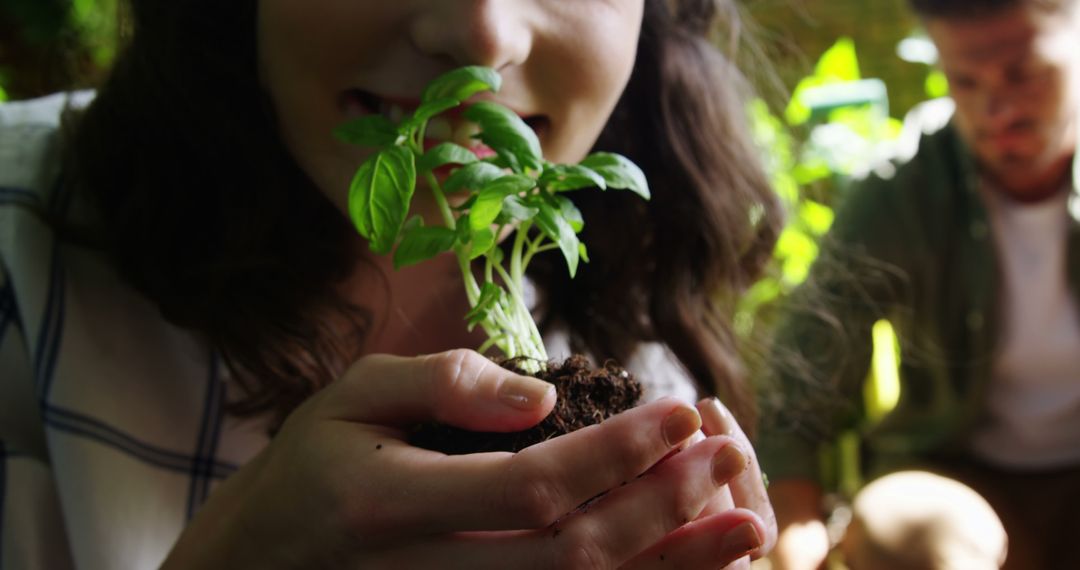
{"left": 67, "top": 0, "right": 783, "bottom": 431}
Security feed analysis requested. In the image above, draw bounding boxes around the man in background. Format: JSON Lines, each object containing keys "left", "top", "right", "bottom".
{"left": 759, "top": 0, "right": 1080, "bottom": 568}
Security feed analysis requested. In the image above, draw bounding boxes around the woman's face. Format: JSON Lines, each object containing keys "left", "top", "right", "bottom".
{"left": 257, "top": 0, "right": 645, "bottom": 216}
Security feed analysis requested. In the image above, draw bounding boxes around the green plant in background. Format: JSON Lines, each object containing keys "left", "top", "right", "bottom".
{"left": 0, "top": 0, "right": 119, "bottom": 99}
{"left": 744, "top": 35, "right": 958, "bottom": 504}
{"left": 738, "top": 37, "right": 904, "bottom": 338}
{"left": 742, "top": 34, "right": 950, "bottom": 339}
{"left": 68, "top": 0, "right": 120, "bottom": 70}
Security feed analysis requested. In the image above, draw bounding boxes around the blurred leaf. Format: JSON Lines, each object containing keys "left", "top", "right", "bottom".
{"left": 786, "top": 38, "right": 861, "bottom": 126}
{"left": 776, "top": 228, "right": 819, "bottom": 286}
{"left": 925, "top": 69, "right": 950, "bottom": 99}
{"left": 816, "top": 37, "right": 861, "bottom": 82}
{"left": 799, "top": 200, "right": 835, "bottom": 236}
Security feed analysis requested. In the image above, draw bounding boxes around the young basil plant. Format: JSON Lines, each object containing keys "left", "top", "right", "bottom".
{"left": 336, "top": 66, "right": 650, "bottom": 368}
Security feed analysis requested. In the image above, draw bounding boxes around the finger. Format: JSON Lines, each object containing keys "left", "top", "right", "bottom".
{"left": 373, "top": 437, "right": 752, "bottom": 569}
{"left": 550, "top": 435, "right": 750, "bottom": 567}
{"left": 355, "top": 398, "right": 703, "bottom": 535}
{"left": 696, "top": 482, "right": 736, "bottom": 520}
{"left": 698, "top": 397, "right": 778, "bottom": 554}
{"left": 621, "top": 509, "right": 766, "bottom": 570}
{"left": 321, "top": 349, "right": 556, "bottom": 431}
{"left": 655, "top": 431, "right": 736, "bottom": 523}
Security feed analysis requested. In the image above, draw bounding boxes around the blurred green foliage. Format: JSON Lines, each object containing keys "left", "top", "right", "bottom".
{"left": 739, "top": 36, "right": 949, "bottom": 341}
{"left": 740, "top": 39, "right": 892, "bottom": 339}
{"left": 0, "top": 0, "right": 119, "bottom": 99}
{"left": 745, "top": 37, "right": 950, "bottom": 501}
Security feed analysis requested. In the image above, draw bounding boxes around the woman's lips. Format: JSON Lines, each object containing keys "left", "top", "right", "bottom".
{"left": 339, "top": 89, "right": 547, "bottom": 159}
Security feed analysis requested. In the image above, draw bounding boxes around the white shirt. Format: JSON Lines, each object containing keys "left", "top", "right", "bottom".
{"left": 0, "top": 93, "right": 698, "bottom": 569}
{"left": 969, "top": 180, "right": 1080, "bottom": 469}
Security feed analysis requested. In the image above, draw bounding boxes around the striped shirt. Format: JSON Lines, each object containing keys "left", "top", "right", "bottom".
{"left": 0, "top": 93, "right": 697, "bottom": 569}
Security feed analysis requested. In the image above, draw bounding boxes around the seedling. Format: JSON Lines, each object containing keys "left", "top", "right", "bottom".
{"left": 336, "top": 66, "right": 649, "bottom": 372}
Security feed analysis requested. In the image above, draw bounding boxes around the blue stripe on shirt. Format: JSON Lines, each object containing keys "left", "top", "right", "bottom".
{"left": 34, "top": 244, "right": 64, "bottom": 403}
{"left": 187, "top": 353, "right": 225, "bottom": 519}
{"left": 43, "top": 405, "right": 239, "bottom": 478}
{"left": 0, "top": 186, "right": 42, "bottom": 209}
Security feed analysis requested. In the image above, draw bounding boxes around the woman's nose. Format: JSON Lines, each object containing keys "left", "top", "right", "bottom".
{"left": 409, "top": 0, "right": 533, "bottom": 71}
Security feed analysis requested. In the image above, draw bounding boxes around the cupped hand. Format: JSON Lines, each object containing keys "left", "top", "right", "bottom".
{"left": 162, "top": 349, "right": 772, "bottom": 569}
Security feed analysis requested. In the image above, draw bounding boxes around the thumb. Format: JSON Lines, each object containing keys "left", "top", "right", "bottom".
{"left": 320, "top": 349, "right": 556, "bottom": 432}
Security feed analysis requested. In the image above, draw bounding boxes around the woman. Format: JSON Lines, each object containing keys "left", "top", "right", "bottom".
{"left": 0, "top": 0, "right": 781, "bottom": 567}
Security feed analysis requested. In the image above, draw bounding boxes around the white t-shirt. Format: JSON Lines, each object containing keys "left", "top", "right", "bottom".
{"left": 969, "top": 180, "right": 1080, "bottom": 469}
{"left": 0, "top": 93, "right": 698, "bottom": 569}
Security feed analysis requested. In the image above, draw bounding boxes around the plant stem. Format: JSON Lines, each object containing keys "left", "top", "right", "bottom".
{"left": 411, "top": 135, "right": 547, "bottom": 366}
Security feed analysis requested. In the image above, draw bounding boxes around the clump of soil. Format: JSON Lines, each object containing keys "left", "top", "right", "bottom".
{"left": 410, "top": 354, "right": 643, "bottom": 454}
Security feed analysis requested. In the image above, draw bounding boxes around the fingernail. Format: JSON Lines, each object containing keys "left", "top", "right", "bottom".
{"left": 712, "top": 443, "right": 748, "bottom": 485}
{"left": 699, "top": 397, "right": 735, "bottom": 436}
{"left": 662, "top": 406, "right": 702, "bottom": 447}
{"left": 498, "top": 376, "right": 554, "bottom": 411}
{"left": 719, "top": 521, "right": 762, "bottom": 559}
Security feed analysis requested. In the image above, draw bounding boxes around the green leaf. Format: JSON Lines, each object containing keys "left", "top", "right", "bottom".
{"left": 417, "top": 142, "right": 478, "bottom": 172}
{"left": 348, "top": 146, "right": 416, "bottom": 255}
{"left": 393, "top": 226, "right": 458, "bottom": 268}
{"left": 578, "top": 242, "right": 590, "bottom": 264}
{"left": 536, "top": 202, "right": 581, "bottom": 277}
{"left": 464, "top": 102, "right": 543, "bottom": 173}
{"left": 539, "top": 164, "right": 607, "bottom": 192}
{"left": 499, "top": 195, "right": 539, "bottom": 223}
{"left": 443, "top": 161, "right": 506, "bottom": 193}
{"left": 453, "top": 194, "right": 479, "bottom": 212}
{"left": 556, "top": 196, "right": 584, "bottom": 232}
{"left": 413, "top": 97, "right": 461, "bottom": 124}
{"left": 470, "top": 175, "right": 537, "bottom": 231}
{"left": 469, "top": 228, "right": 497, "bottom": 260}
{"left": 400, "top": 98, "right": 461, "bottom": 134}
{"left": 580, "top": 152, "right": 650, "bottom": 200}
{"left": 465, "top": 282, "right": 504, "bottom": 329}
{"left": 422, "top": 66, "right": 502, "bottom": 103}
{"left": 334, "top": 115, "right": 399, "bottom": 147}
{"left": 483, "top": 154, "right": 514, "bottom": 170}
{"left": 402, "top": 215, "right": 424, "bottom": 233}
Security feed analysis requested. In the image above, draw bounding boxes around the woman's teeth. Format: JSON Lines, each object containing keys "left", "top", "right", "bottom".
{"left": 426, "top": 117, "right": 452, "bottom": 141}
{"left": 421, "top": 116, "right": 483, "bottom": 147}
{"left": 345, "top": 90, "right": 493, "bottom": 149}
{"left": 452, "top": 121, "right": 482, "bottom": 147}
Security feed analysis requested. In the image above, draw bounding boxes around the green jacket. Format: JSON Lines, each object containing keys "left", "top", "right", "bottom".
{"left": 757, "top": 120, "right": 1080, "bottom": 485}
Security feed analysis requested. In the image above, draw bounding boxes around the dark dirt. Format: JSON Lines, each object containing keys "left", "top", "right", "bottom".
{"left": 409, "top": 354, "right": 643, "bottom": 454}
